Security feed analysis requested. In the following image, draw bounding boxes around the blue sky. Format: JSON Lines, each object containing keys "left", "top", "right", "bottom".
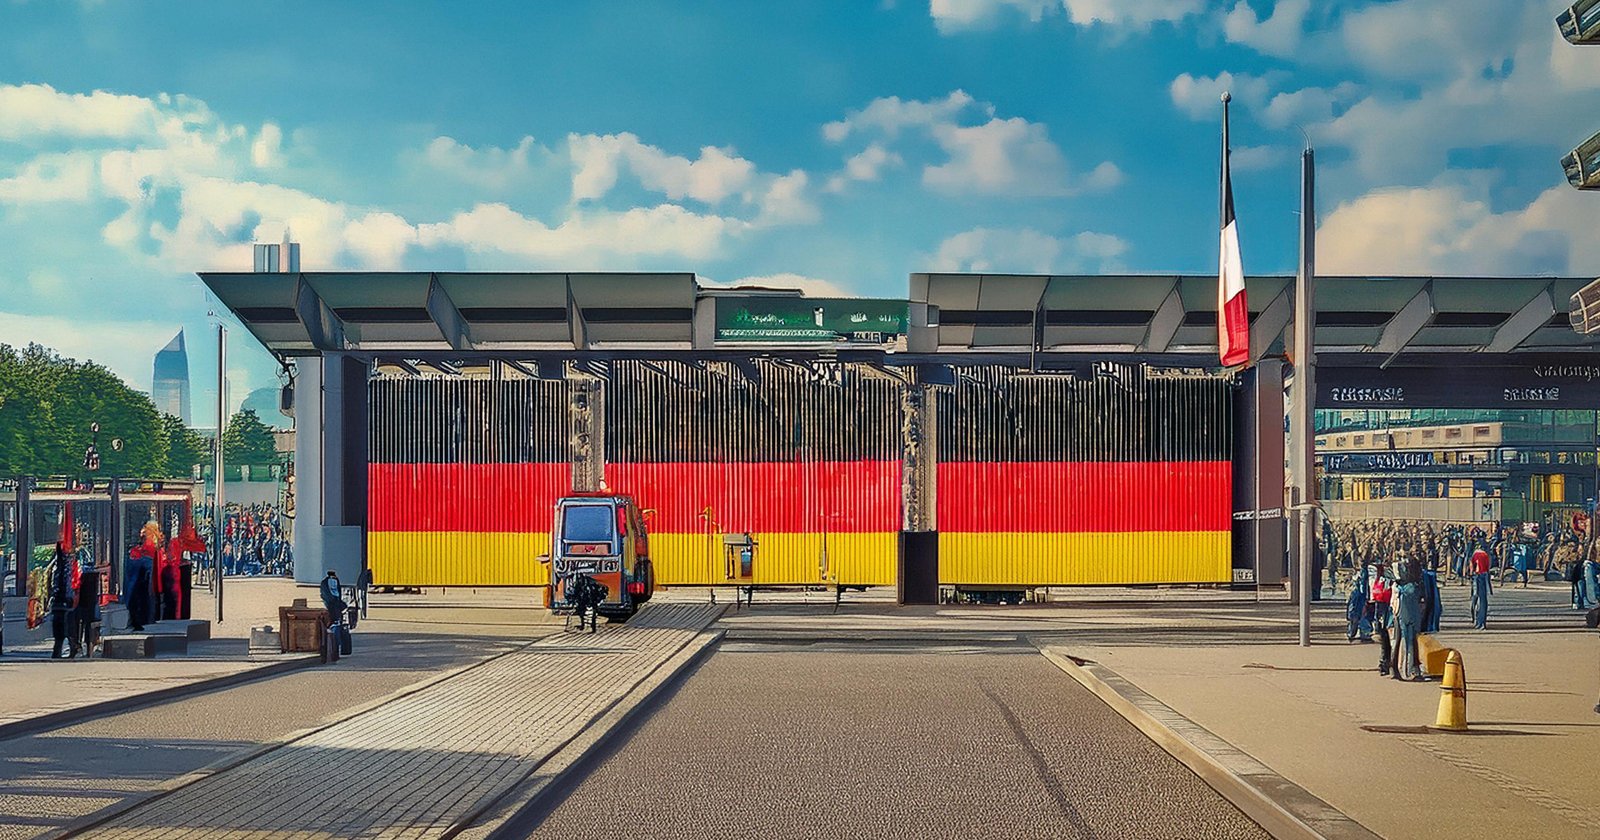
{"left": 2, "top": 0, "right": 1599, "bottom": 425}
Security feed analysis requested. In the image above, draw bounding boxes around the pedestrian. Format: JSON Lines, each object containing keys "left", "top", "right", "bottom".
{"left": 320, "top": 570, "right": 346, "bottom": 622}
{"left": 1470, "top": 547, "right": 1492, "bottom": 630}
{"left": 1569, "top": 551, "right": 1588, "bottom": 610}
{"left": 48, "top": 543, "right": 79, "bottom": 658}
{"left": 1422, "top": 558, "right": 1442, "bottom": 634}
{"left": 1394, "top": 551, "right": 1423, "bottom": 681}
{"left": 1346, "top": 560, "right": 1370, "bottom": 643}
{"left": 75, "top": 555, "right": 100, "bottom": 656}
{"left": 1513, "top": 538, "right": 1531, "bottom": 588}
{"left": 1586, "top": 541, "right": 1600, "bottom": 614}
{"left": 1371, "top": 564, "right": 1394, "bottom": 676}
{"left": 123, "top": 542, "right": 154, "bottom": 633}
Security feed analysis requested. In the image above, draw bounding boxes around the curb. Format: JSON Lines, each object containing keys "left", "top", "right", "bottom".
{"left": 1036, "top": 645, "right": 1381, "bottom": 840}
{"left": 48, "top": 639, "right": 538, "bottom": 840}
{"left": 0, "top": 653, "right": 321, "bottom": 743}
{"left": 449, "top": 628, "right": 725, "bottom": 840}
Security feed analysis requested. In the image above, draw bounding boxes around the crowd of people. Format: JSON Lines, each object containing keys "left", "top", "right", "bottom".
{"left": 1324, "top": 512, "right": 1600, "bottom": 677}
{"left": 196, "top": 502, "right": 292, "bottom": 578}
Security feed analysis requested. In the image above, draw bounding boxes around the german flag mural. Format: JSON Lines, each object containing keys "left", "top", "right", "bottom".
{"left": 605, "top": 361, "right": 902, "bottom": 586}
{"left": 365, "top": 362, "right": 1233, "bottom": 589}
{"left": 936, "top": 370, "right": 1233, "bottom": 585}
{"left": 367, "top": 376, "right": 568, "bottom": 587}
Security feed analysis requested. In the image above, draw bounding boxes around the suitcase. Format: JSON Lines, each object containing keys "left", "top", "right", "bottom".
{"left": 323, "top": 625, "right": 340, "bottom": 663}
{"left": 338, "top": 624, "right": 352, "bottom": 656}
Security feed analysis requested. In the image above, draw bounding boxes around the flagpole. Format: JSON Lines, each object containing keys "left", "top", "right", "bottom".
{"left": 1293, "top": 148, "right": 1317, "bottom": 646}
{"left": 1221, "top": 92, "right": 1230, "bottom": 227}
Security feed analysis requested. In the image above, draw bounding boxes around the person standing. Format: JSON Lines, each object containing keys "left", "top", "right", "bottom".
{"left": 1346, "top": 560, "right": 1370, "bottom": 643}
{"left": 123, "top": 543, "right": 154, "bottom": 633}
{"left": 48, "top": 544, "right": 79, "bottom": 658}
{"left": 320, "top": 570, "right": 346, "bottom": 622}
{"left": 1394, "top": 551, "right": 1423, "bottom": 681}
{"left": 1422, "top": 557, "right": 1442, "bottom": 634}
{"left": 75, "top": 554, "right": 100, "bottom": 657}
{"left": 1371, "top": 564, "right": 1394, "bottom": 676}
{"left": 1585, "top": 541, "right": 1600, "bottom": 614}
{"left": 1470, "top": 547, "right": 1492, "bottom": 630}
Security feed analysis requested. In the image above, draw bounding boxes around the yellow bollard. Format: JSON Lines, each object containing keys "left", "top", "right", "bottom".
{"left": 1432, "top": 649, "right": 1467, "bottom": 732}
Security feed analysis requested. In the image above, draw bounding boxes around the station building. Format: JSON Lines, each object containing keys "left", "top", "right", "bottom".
{"left": 198, "top": 270, "right": 1600, "bottom": 599}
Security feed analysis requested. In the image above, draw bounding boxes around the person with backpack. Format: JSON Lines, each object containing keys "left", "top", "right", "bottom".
{"left": 1346, "top": 560, "right": 1371, "bottom": 643}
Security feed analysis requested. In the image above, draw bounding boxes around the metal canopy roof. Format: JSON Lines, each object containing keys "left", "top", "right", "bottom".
{"left": 200, "top": 270, "right": 1598, "bottom": 367}
{"left": 911, "top": 273, "right": 1596, "bottom": 364}
{"left": 200, "top": 272, "right": 698, "bottom": 355}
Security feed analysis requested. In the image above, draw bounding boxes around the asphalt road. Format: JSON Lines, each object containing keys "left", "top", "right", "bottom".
{"left": 0, "top": 601, "right": 552, "bottom": 840}
{"left": 531, "top": 639, "right": 1271, "bottom": 840}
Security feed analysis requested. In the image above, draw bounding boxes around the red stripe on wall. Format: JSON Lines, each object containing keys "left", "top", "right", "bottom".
{"left": 369, "top": 461, "right": 903, "bottom": 534}
{"left": 606, "top": 461, "right": 902, "bottom": 533}
{"left": 368, "top": 463, "right": 569, "bottom": 533}
{"left": 936, "top": 461, "right": 1231, "bottom": 534}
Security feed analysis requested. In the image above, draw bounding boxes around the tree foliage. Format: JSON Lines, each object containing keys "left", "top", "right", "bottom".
{"left": 222, "top": 408, "right": 279, "bottom": 465}
{"left": 0, "top": 342, "right": 205, "bottom": 480}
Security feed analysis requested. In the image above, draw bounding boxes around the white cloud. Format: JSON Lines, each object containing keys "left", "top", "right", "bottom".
{"left": 416, "top": 135, "right": 547, "bottom": 190}
{"left": 0, "top": 83, "right": 177, "bottom": 142}
{"left": 1259, "top": 83, "right": 1358, "bottom": 129}
{"left": 705, "top": 273, "right": 854, "bottom": 297}
{"left": 0, "top": 309, "right": 173, "bottom": 388}
{"left": 931, "top": 227, "right": 1128, "bottom": 273}
{"left": 928, "top": 0, "right": 1200, "bottom": 32}
{"left": 754, "top": 170, "right": 820, "bottom": 225}
{"left": 829, "top": 91, "right": 1117, "bottom": 197}
{"left": 1169, "top": 72, "right": 1273, "bottom": 120}
{"left": 1221, "top": 0, "right": 1310, "bottom": 58}
{"left": 928, "top": 0, "right": 1054, "bottom": 32}
{"left": 251, "top": 122, "right": 283, "bottom": 168}
{"left": 823, "top": 90, "right": 980, "bottom": 142}
{"left": 825, "top": 144, "right": 903, "bottom": 192}
{"left": 1318, "top": 180, "right": 1590, "bottom": 277}
{"left": 569, "top": 132, "right": 758, "bottom": 204}
{"left": 417, "top": 202, "right": 742, "bottom": 263}
{"left": 1062, "top": 0, "right": 1203, "bottom": 28}
{"left": 1229, "top": 144, "right": 1291, "bottom": 172}
{"left": 0, "top": 152, "right": 96, "bottom": 202}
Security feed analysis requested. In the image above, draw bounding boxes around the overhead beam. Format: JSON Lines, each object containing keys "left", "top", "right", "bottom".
{"left": 425, "top": 273, "right": 474, "bottom": 351}
{"left": 294, "top": 274, "right": 347, "bottom": 351}
{"left": 1485, "top": 284, "right": 1555, "bottom": 353}
{"left": 566, "top": 275, "right": 588, "bottom": 351}
{"left": 1140, "top": 281, "right": 1184, "bottom": 353}
{"left": 1249, "top": 287, "right": 1292, "bottom": 365}
{"left": 1375, "top": 283, "right": 1435, "bottom": 369}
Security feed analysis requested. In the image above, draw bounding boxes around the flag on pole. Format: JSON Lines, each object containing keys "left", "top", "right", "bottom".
{"left": 1219, "top": 92, "right": 1249, "bottom": 367}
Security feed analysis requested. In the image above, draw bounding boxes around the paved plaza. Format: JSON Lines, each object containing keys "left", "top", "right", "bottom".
{"left": 73, "top": 603, "right": 720, "bottom": 839}
{"left": 533, "top": 639, "right": 1271, "bottom": 840}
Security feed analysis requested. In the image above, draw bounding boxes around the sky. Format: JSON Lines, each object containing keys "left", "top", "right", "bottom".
{"left": 2, "top": 0, "right": 1599, "bottom": 426}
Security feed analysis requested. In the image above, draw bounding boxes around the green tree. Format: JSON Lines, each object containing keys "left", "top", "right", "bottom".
{"left": 222, "top": 408, "right": 279, "bottom": 465}
{"left": 0, "top": 342, "right": 167, "bottom": 479}
{"left": 159, "top": 412, "right": 209, "bottom": 480}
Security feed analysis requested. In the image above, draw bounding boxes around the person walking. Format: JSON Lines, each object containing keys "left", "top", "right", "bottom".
{"left": 1371, "top": 564, "right": 1394, "bottom": 676}
{"left": 48, "top": 543, "right": 79, "bottom": 659}
{"left": 1346, "top": 561, "right": 1370, "bottom": 643}
{"left": 1470, "top": 547, "right": 1492, "bottom": 630}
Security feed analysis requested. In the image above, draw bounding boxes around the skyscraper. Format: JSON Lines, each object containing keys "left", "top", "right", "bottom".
{"left": 152, "top": 329, "right": 191, "bottom": 424}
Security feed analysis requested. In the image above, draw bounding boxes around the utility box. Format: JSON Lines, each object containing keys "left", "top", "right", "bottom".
{"left": 279, "top": 601, "right": 330, "bottom": 654}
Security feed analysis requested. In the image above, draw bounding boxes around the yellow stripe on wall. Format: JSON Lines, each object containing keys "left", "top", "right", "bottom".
{"left": 368, "top": 532, "right": 551, "bottom": 587}
{"left": 939, "top": 531, "right": 1231, "bottom": 585}
{"left": 646, "top": 532, "right": 897, "bottom": 587}
{"left": 368, "top": 531, "right": 897, "bottom": 588}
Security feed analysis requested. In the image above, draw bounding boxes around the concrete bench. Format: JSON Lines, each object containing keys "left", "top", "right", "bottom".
{"left": 102, "top": 632, "right": 189, "bottom": 658}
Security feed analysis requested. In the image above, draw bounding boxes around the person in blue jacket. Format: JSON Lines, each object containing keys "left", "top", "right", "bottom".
{"left": 1346, "top": 560, "right": 1371, "bottom": 643}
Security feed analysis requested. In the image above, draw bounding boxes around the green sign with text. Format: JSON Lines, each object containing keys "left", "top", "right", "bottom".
{"left": 714, "top": 297, "right": 909, "bottom": 343}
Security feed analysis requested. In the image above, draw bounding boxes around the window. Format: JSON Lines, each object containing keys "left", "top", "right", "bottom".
{"left": 1474, "top": 426, "right": 1492, "bottom": 437}
{"left": 561, "top": 505, "right": 615, "bottom": 543}
{"left": 1422, "top": 429, "right": 1437, "bottom": 440}
{"left": 1446, "top": 428, "right": 1462, "bottom": 439}
{"left": 1354, "top": 435, "right": 1366, "bottom": 445}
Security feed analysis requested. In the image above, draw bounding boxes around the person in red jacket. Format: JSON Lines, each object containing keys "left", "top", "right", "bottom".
{"left": 1470, "top": 547, "right": 1492, "bottom": 630}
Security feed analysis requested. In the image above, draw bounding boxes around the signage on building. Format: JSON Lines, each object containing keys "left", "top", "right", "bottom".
{"left": 714, "top": 297, "right": 908, "bottom": 344}
{"left": 1319, "top": 366, "right": 1600, "bottom": 408}
{"left": 1321, "top": 452, "right": 1438, "bottom": 472}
